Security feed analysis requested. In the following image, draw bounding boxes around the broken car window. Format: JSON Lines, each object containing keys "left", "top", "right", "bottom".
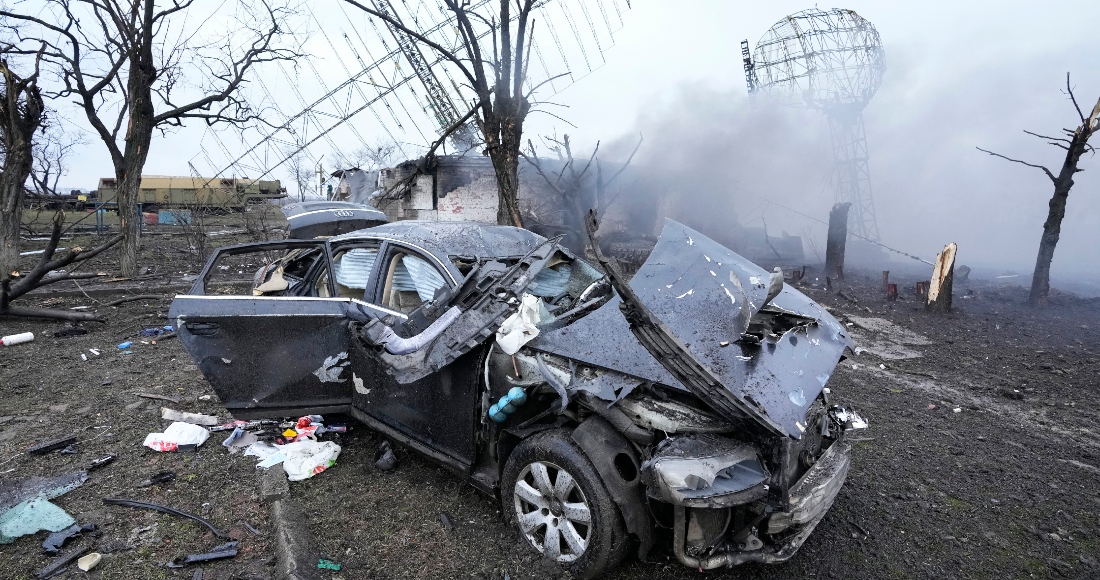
{"left": 381, "top": 253, "right": 447, "bottom": 313}
{"left": 331, "top": 247, "right": 380, "bottom": 298}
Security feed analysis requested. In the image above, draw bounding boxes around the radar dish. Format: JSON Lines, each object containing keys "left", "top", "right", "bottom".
{"left": 753, "top": 8, "right": 885, "bottom": 116}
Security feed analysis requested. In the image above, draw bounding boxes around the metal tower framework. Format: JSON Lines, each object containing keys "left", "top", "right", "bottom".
{"left": 193, "top": 0, "right": 630, "bottom": 190}
{"left": 751, "top": 8, "right": 885, "bottom": 241}
{"left": 828, "top": 113, "right": 879, "bottom": 241}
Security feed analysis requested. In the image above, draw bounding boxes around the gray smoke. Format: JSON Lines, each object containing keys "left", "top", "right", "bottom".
{"left": 595, "top": 44, "right": 1100, "bottom": 294}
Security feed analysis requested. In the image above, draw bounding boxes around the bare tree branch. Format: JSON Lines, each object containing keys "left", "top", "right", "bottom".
{"left": 975, "top": 147, "right": 1056, "bottom": 182}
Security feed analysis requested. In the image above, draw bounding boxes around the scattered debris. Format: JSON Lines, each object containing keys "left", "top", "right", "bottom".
{"left": 281, "top": 440, "right": 341, "bottom": 481}
{"left": 86, "top": 454, "right": 116, "bottom": 471}
{"left": 239, "top": 521, "right": 261, "bottom": 535}
{"left": 102, "top": 498, "right": 229, "bottom": 538}
{"left": 1, "top": 498, "right": 76, "bottom": 544}
{"left": 42, "top": 523, "right": 96, "bottom": 554}
{"left": 1, "top": 332, "right": 34, "bottom": 346}
{"left": 77, "top": 552, "right": 102, "bottom": 572}
{"left": 439, "top": 512, "right": 453, "bottom": 532}
{"left": 140, "top": 326, "right": 174, "bottom": 337}
{"left": 53, "top": 327, "right": 87, "bottom": 338}
{"left": 143, "top": 421, "right": 210, "bottom": 452}
{"left": 160, "top": 407, "right": 219, "bottom": 426}
{"left": 167, "top": 541, "right": 239, "bottom": 568}
{"left": 36, "top": 546, "right": 90, "bottom": 579}
{"left": 136, "top": 392, "right": 181, "bottom": 404}
{"left": 953, "top": 407, "right": 962, "bottom": 413}
{"left": 28, "top": 435, "right": 79, "bottom": 456}
{"left": 137, "top": 471, "right": 176, "bottom": 487}
{"left": 317, "top": 558, "right": 342, "bottom": 571}
{"left": 221, "top": 426, "right": 259, "bottom": 453}
{"left": 117, "top": 342, "right": 132, "bottom": 349}
{"left": 58, "top": 445, "right": 77, "bottom": 455}
{"left": 374, "top": 441, "right": 397, "bottom": 472}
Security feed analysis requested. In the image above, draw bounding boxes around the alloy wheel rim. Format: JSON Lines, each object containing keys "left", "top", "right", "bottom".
{"left": 513, "top": 460, "right": 592, "bottom": 563}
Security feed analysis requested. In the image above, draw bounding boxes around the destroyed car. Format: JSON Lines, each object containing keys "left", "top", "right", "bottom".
{"left": 168, "top": 218, "right": 866, "bottom": 578}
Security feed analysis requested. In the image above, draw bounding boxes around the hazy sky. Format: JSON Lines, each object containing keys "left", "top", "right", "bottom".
{"left": 48, "top": 0, "right": 1100, "bottom": 285}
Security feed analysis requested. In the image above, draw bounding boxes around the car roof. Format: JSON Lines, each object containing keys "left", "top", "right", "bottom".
{"left": 332, "top": 220, "right": 545, "bottom": 261}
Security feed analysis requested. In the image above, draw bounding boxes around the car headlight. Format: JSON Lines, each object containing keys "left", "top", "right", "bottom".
{"left": 643, "top": 435, "right": 769, "bottom": 506}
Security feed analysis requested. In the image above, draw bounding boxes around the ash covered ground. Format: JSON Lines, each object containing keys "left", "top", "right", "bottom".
{"left": 1, "top": 223, "right": 1099, "bottom": 579}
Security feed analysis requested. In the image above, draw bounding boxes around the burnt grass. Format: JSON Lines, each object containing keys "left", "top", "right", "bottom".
{"left": 2, "top": 224, "right": 1099, "bottom": 579}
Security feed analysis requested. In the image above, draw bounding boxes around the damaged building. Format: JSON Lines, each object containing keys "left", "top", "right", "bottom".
{"left": 334, "top": 154, "right": 805, "bottom": 269}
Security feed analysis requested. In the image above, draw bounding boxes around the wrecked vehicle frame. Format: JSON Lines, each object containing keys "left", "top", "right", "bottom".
{"left": 168, "top": 218, "right": 866, "bottom": 578}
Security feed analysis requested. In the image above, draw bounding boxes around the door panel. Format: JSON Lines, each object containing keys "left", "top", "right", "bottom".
{"left": 172, "top": 296, "right": 354, "bottom": 419}
{"left": 170, "top": 241, "right": 356, "bottom": 419}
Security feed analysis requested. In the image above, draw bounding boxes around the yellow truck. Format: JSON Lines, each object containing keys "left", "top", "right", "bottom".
{"left": 96, "top": 176, "right": 285, "bottom": 212}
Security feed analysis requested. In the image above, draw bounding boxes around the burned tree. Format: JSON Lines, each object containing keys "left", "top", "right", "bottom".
{"left": 0, "top": 55, "right": 45, "bottom": 280}
{"left": 1, "top": 0, "right": 300, "bottom": 276}
{"left": 522, "top": 133, "right": 642, "bottom": 252}
{"left": 978, "top": 74, "right": 1100, "bottom": 305}
{"left": 343, "top": 0, "right": 553, "bottom": 228}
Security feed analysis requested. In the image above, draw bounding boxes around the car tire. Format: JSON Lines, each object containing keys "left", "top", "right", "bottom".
{"left": 501, "top": 428, "right": 628, "bottom": 579}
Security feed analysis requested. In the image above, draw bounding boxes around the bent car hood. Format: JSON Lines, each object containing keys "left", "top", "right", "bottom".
{"left": 534, "top": 220, "right": 853, "bottom": 439}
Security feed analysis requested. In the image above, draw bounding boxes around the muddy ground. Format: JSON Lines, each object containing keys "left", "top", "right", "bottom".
{"left": 2, "top": 215, "right": 1099, "bottom": 579}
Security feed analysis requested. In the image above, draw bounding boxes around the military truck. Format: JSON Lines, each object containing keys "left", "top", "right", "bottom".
{"left": 96, "top": 176, "right": 285, "bottom": 212}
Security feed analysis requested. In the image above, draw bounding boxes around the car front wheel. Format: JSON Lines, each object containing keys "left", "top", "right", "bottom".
{"left": 501, "top": 429, "right": 627, "bottom": 579}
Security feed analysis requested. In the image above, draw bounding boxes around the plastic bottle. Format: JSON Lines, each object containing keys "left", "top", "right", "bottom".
{"left": 489, "top": 387, "right": 528, "bottom": 422}
{"left": 1, "top": 332, "right": 34, "bottom": 346}
{"left": 117, "top": 341, "right": 132, "bottom": 349}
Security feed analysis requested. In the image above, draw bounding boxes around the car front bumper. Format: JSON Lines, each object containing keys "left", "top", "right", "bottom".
{"left": 671, "top": 439, "right": 853, "bottom": 570}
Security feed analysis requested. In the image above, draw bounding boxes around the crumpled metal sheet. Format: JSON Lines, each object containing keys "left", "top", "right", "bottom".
{"left": 627, "top": 220, "right": 854, "bottom": 438}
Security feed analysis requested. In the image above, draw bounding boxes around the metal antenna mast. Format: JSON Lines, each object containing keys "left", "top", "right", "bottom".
{"left": 750, "top": 8, "right": 886, "bottom": 241}
{"left": 740, "top": 39, "right": 756, "bottom": 96}
{"left": 374, "top": 0, "right": 479, "bottom": 149}
{"left": 200, "top": 0, "right": 629, "bottom": 185}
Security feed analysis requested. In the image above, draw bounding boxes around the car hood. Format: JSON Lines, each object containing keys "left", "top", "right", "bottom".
{"left": 532, "top": 220, "right": 854, "bottom": 439}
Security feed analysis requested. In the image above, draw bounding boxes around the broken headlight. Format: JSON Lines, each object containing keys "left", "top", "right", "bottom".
{"left": 642, "top": 435, "right": 770, "bottom": 507}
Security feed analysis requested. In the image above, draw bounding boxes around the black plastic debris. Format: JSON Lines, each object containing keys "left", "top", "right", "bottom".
{"left": 137, "top": 471, "right": 176, "bottom": 488}
{"left": 59, "top": 445, "right": 77, "bottom": 455}
{"left": 36, "top": 546, "right": 90, "bottom": 579}
{"left": 167, "top": 541, "right": 239, "bottom": 568}
{"left": 28, "top": 435, "right": 78, "bottom": 455}
{"left": 103, "top": 498, "right": 229, "bottom": 538}
{"left": 53, "top": 327, "right": 88, "bottom": 338}
{"left": 374, "top": 441, "right": 397, "bottom": 472}
{"left": 42, "top": 523, "right": 96, "bottom": 554}
{"left": 86, "top": 455, "right": 116, "bottom": 471}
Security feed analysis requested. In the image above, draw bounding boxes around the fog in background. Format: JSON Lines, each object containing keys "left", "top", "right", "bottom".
{"left": 45, "top": 0, "right": 1100, "bottom": 293}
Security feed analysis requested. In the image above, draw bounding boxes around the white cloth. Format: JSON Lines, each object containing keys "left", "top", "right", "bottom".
{"left": 495, "top": 293, "right": 542, "bottom": 355}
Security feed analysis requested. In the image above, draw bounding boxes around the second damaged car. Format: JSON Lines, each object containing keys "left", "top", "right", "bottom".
{"left": 169, "top": 217, "right": 867, "bottom": 578}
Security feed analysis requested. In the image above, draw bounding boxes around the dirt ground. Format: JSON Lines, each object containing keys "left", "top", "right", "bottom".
{"left": 2, "top": 215, "right": 1099, "bottom": 579}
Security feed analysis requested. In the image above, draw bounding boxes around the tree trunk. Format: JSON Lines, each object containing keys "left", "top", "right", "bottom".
{"left": 487, "top": 94, "right": 528, "bottom": 228}
{"left": 0, "top": 62, "right": 44, "bottom": 280}
{"left": 926, "top": 242, "right": 956, "bottom": 313}
{"left": 115, "top": 0, "right": 159, "bottom": 277}
{"left": 824, "top": 202, "right": 851, "bottom": 282}
{"left": 0, "top": 155, "right": 29, "bottom": 278}
{"left": 1028, "top": 177, "right": 1073, "bottom": 305}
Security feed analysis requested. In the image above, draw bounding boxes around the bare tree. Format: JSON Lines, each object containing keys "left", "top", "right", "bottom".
{"left": 343, "top": 0, "right": 558, "bottom": 227}
{"left": 1, "top": 210, "right": 122, "bottom": 322}
{"left": 333, "top": 140, "right": 399, "bottom": 172}
{"left": 522, "top": 133, "right": 642, "bottom": 252}
{"left": 284, "top": 151, "right": 314, "bottom": 203}
{"left": 0, "top": 54, "right": 45, "bottom": 279}
{"left": 977, "top": 73, "right": 1100, "bottom": 305}
{"left": 29, "top": 122, "right": 83, "bottom": 198}
{"left": 1, "top": 0, "right": 301, "bottom": 276}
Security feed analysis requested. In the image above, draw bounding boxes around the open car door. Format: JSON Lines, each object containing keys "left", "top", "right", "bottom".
{"left": 168, "top": 240, "right": 356, "bottom": 419}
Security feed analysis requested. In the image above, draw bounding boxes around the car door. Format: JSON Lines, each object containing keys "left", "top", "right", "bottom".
{"left": 169, "top": 240, "right": 359, "bottom": 420}
{"left": 345, "top": 241, "right": 484, "bottom": 469}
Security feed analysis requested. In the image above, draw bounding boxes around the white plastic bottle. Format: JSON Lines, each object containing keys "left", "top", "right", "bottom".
{"left": 1, "top": 332, "right": 34, "bottom": 346}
